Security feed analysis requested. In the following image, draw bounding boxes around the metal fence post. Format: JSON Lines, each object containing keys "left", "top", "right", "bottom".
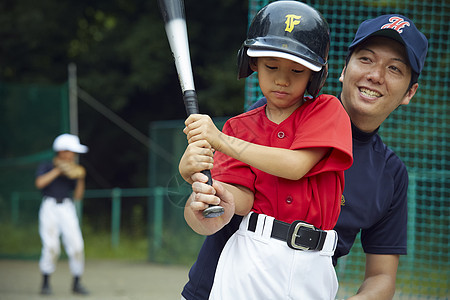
{"left": 111, "top": 188, "right": 122, "bottom": 248}
{"left": 153, "top": 187, "right": 164, "bottom": 251}
{"left": 11, "top": 192, "right": 19, "bottom": 225}
{"left": 75, "top": 200, "right": 83, "bottom": 225}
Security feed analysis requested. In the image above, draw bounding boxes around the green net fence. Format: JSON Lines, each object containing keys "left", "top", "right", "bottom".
{"left": 243, "top": 1, "right": 448, "bottom": 299}
{"left": 147, "top": 118, "right": 229, "bottom": 264}
{"left": 0, "top": 82, "right": 69, "bottom": 224}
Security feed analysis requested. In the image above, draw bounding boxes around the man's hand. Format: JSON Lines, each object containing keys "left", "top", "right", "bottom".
{"left": 184, "top": 172, "right": 235, "bottom": 235}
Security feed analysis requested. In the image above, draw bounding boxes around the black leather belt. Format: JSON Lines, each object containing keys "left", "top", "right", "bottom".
{"left": 248, "top": 213, "right": 327, "bottom": 251}
{"left": 44, "top": 196, "right": 65, "bottom": 204}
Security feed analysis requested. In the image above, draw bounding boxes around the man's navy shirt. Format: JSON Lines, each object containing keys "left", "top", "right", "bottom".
{"left": 181, "top": 98, "right": 408, "bottom": 300}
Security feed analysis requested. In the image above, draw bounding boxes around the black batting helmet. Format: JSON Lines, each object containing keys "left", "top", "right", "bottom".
{"left": 237, "top": 1, "right": 330, "bottom": 98}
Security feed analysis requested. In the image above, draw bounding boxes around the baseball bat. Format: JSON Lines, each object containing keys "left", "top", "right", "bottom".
{"left": 158, "top": 0, "right": 224, "bottom": 218}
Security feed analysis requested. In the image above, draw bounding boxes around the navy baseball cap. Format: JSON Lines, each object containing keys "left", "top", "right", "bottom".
{"left": 349, "top": 14, "right": 428, "bottom": 75}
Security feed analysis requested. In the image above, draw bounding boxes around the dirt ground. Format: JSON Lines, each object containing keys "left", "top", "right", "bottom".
{"left": 0, "top": 259, "right": 190, "bottom": 300}
{"left": 1, "top": 259, "right": 446, "bottom": 300}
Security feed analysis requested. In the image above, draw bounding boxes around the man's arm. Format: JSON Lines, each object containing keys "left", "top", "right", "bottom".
{"left": 179, "top": 140, "right": 254, "bottom": 215}
{"left": 185, "top": 173, "right": 247, "bottom": 235}
{"left": 348, "top": 254, "right": 399, "bottom": 300}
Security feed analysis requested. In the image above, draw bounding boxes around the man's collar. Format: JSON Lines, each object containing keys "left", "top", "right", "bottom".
{"left": 351, "top": 122, "right": 378, "bottom": 142}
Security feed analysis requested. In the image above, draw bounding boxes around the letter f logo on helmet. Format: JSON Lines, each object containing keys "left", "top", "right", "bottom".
{"left": 285, "top": 14, "right": 301, "bottom": 32}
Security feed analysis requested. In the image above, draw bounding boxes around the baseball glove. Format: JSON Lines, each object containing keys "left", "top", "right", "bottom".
{"left": 53, "top": 158, "right": 86, "bottom": 179}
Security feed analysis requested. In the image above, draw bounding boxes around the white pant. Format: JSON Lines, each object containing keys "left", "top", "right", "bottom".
{"left": 39, "top": 197, "right": 85, "bottom": 276}
{"left": 209, "top": 213, "right": 338, "bottom": 300}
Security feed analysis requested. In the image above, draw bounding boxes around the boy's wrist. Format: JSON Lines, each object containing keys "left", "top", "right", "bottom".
{"left": 214, "top": 131, "right": 227, "bottom": 153}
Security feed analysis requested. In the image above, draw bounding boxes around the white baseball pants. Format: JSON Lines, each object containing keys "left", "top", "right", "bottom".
{"left": 209, "top": 212, "right": 338, "bottom": 300}
{"left": 38, "top": 197, "right": 85, "bottom": 276}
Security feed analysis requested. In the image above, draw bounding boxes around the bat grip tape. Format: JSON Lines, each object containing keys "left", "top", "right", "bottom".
{"left": 183, "top": 90, "right": 199, "bottom": 115}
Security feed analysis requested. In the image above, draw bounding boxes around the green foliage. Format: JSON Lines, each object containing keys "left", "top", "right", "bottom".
{"left": 0, "top": 0, "right": 247, "bottom": 115}
{"left": 0, "top": 0, "right": 248, "bottom": 190}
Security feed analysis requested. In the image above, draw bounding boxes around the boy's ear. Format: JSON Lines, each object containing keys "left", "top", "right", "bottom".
{"left": 249, "top": 58, "right": 258, "bottom": 72}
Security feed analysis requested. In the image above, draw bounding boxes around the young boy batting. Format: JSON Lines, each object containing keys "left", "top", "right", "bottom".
{"left": 180, "top": 1, "right": 353, "bottom": 299}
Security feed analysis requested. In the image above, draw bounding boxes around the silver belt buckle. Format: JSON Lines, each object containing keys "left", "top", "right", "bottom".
{"left": 289, "top": 221, "right": 316, "bottom": 250}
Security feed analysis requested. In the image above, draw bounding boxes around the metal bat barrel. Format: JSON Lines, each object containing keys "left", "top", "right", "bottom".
{"left": 159, "top": 0, "right": 195, "bottom": 92}
{"left": 159, "top": 0, "right": 224, "bottom": 218}
{"left": 158, "top": 0, "right": 184, "bottom": 23}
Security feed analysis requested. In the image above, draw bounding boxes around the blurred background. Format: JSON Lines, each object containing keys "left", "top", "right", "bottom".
{"left": 0, "top": 0, "right": 448, "bottom": 299}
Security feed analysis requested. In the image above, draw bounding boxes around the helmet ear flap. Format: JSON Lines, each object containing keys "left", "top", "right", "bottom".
{"left": 237, "top": 46, "right": 254, "bottom": 79}
{"left": 307, "top": 64, "right": 328, "bottom": 98}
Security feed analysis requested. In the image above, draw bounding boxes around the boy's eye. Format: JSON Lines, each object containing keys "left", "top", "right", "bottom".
{"left": 292, "top": 69, "right": 304, "bottom": 73}
{"left": 265, "top": 64, "right": 277, "bottom": 70}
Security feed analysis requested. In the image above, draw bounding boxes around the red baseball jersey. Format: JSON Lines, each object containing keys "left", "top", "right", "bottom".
{"left": 212, "top": 94, "right": 353, "bottom": 230}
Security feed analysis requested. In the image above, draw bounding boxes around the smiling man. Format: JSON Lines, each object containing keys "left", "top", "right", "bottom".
{"left": 330, "top": 14, "right": 428, "bottom": 299}
{"left": 340, "top": 24, "right": 422, "bottom": 133}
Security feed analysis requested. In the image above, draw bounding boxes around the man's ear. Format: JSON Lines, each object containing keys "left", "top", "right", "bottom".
{"left": 339, "top": 66, "right": 346, "bottom": 83}
{"left": 249, "top": 58, "right": 258, "bottom": 72}
{"left": 401, "top": 83, "right": 419, "bottom": 106}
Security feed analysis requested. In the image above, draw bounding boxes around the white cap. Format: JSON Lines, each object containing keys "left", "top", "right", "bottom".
{"left": 52, "top": 134, "right": 89, "bottom": 153}
{"left": 247, "top": 48, "right": 322, "bottom": 72}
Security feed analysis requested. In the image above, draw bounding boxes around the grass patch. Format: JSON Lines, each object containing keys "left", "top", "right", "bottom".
{"left": 0, "top": 222, "right": 41, "bottom": 259}
{"left": 84, "top": 231, "right": 148, "bottom": 261}
{"left": 0, "top": 221, "right": 202, "bottom": 266}
{"left": 0, "top": 221, "right": 150, "bottom": 261}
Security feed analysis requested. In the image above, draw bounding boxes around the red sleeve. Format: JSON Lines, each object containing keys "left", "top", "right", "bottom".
{"left": 211, "top": 120, "right": 256, "bottom": 192}
{"left": 292, "top": 94, "right": 353, "bottom": 176}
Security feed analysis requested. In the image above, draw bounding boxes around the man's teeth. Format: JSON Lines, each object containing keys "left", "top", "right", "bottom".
{"left": 360, "top": 88, "right": 381, "bottom": 97}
